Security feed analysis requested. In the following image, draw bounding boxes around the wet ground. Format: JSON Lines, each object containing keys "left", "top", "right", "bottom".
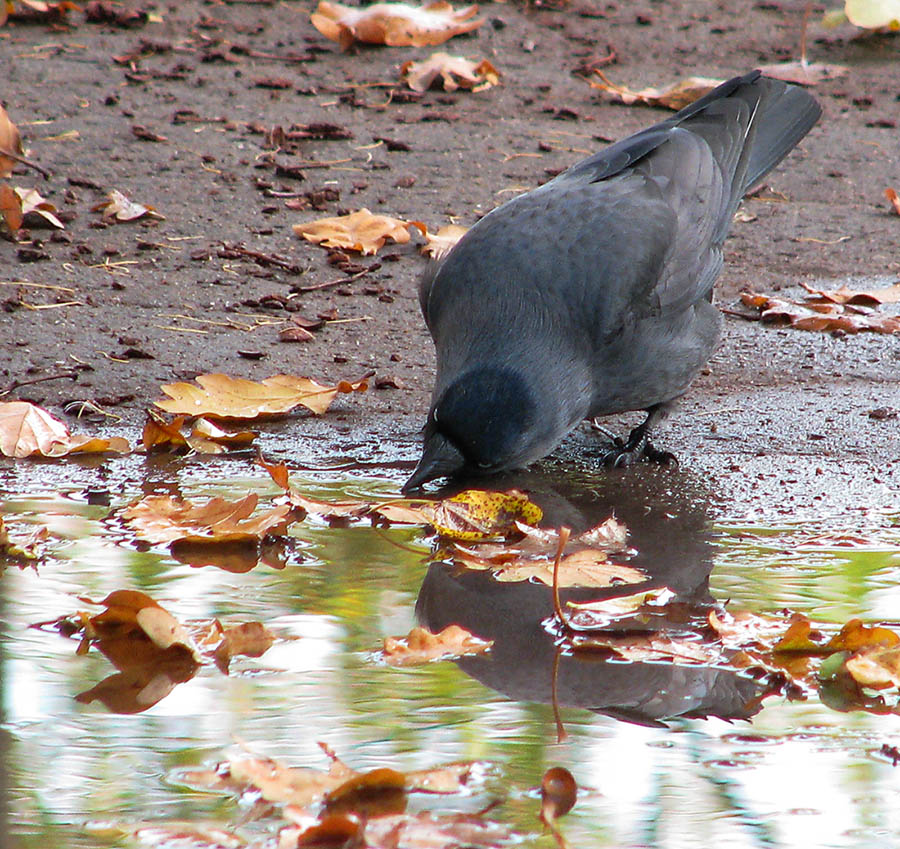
{"left": 3, "top": 1, "right": 900, "bottom": 846}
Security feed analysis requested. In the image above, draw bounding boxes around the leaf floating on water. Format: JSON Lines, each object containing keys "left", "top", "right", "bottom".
{"left": 155, "top": 373, "right": 368, "bottom": 419}
{"left": 423, "top": 489, "right": 543, "bottom": 540}
{"left": 142, "top": 410, "right": 257, "bottom": 453}
{"left": 401, "top": 51, "right": 500, "bottom": 92}
{"left": 294, "top": 208, "right": 427, "bottom": 256}
{"left": 311, "top": 0, "right": 484, "bottom": 50}
{"left": 380, "top": 624, "right": 492, "bottom": 666}
{"left": 122, "top": 492, "right": 295, "bottom": 544}
{"left": 588, "top": 71, "right": 724, "bottom": 110}
{"left": 0, "top": 401, "right": 130, "bottom": 458}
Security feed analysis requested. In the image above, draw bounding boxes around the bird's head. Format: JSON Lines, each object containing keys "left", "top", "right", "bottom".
{"left": 402, "top": 367, "right": 540, "bottom": 491}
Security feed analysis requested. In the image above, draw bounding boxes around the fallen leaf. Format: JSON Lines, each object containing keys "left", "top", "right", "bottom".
{"left": 824, "top": 618, "right": 900, "bottom": 652}
{"left": 294, "top": 208, "right": 426, "bottom": 256}
{"left": 422, "top": 223, "right": 468, "bottom": 258}
{"left": 588, "top": 71, "right": 723, "bottom": 110}
{"left": 845, "top": 646, "right": 900, "bottom": 689}
{"left": 121, "top": 492, "right": 295, "bottom": 544}
{"left": 757, "top": 60, "right": 849, "bottom": 85}
{"left": 0, "top": 105, "right": 24, "bottom": 178}
{"left": 92, "top": 188, "right": 165, "bottom": 222}
{"left": 311, "top": 0, "right": 483, "bottom": 50}
{"left": 400, "top": 51, "right": 499, "bottom": 92}
{"left": 0, "top": 183, "right": 24, "bottom": 233}
{"left": 800, "top": 280, "right": 900, "bottom": 306}
{"left": 422, "top": 489, "right": 543, "bottom": 540}
{"left": 0, "top": 516, "right": 49, "bottom": 564}
{"left": 155, "top": 373, "right": 368, "bottom": 419}
{"left": 0, "top": 401, "right": 130, "bottom": 458}
{"left": 886, "top": 188, "right": 900, "bottom": 216}
{"left": 14, "top": 187, "right": 64, "bottom": 228}
{"left": 381, "top": 624, "right": 492, "bottom": 665}
{"left": 845, "top": 0, "right": 900, "bottom": 29}
{"left": 738, "top": 291, "right": 900, "bottom": 334}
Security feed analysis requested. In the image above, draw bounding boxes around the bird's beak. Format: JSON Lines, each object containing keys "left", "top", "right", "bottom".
{"left": 402, "top": 431, "right": 465, "bottom": 492}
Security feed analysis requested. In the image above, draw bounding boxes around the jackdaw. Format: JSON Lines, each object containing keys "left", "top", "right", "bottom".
{"left": 405, "top": 70, "right": 821, "bottom": 491}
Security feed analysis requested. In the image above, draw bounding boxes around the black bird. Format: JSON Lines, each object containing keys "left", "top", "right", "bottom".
{"left": 404, "top": 71, "right": 821, "bottom": 491}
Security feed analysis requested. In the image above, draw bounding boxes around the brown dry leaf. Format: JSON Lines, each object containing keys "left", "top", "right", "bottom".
{"left": 422, "top": 223, "right": 468, "bottom": 258}
{"left": 573, "top": 628, "right": 725, "bottom": 665}
{"left": 15, "top": 187, "right": 64, "bottom": 228}
{"left": 381, "top": 624, "right": 492, "bottom": 666}
{"left": 294, "top": 208, "right": 426, "bottom": 256}
{"left": 400, "top": 51, "right": 499, "bottom": 92}
{"left": 739, "top": 291, "right": 900, "bottom": 334}
{"left": 0, "top": 401, "right": 130, "bottom": 458}
{"left": 212, "top": 621, "right": 275, "bottom": 672}
{"left": 156, "top": 373, "right": 368, "bottom": 419}
{"left": 707, "top": 608, "right": 797, "bottom": 650}
{"left": 886, "top": 187, "right": 900, "bottom": 215}
{"left": 311, "top": 0, "right": 483, "bottom": 50}
{"left": 801, "top": 280, "right": 900, "bottom": 306}
{"left": 0, "top": 516, "right": 49, "bottom": 564}
{"left": 83, "top": 589, "right": 201, "bottom": 660}
{"left": 757, "top": 60, "right": 849, "bottom": 85}
{"left": 92, "top": 188, "right": 165, "bottom": 222}
{"left": 845, "top": 646, "right": 900, "bottom": 689}
{"left": 588, "top": 71, "right": 723, "bottom": 110}
{"left": 141, "top": 409, "right": 189, "bottom": 451}
{"left": 121, "top": 492, "right": 294, "bottom": 544}
{"left": 0, "top": 182, "right": 24, "bottom": 233}
{"left": 0, "top": 105, "right": 24, "bottom": 179}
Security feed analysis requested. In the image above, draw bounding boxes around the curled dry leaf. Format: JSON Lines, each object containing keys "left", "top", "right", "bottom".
{"left": 155, "top": 373, "right": 368, "bottom": 419}
{"left": 121, "top": 492, "right": 294, "bottom": 544}
{"left": 14, "top": 187, "right": 64, "bottom": 228}
{"left": 311, "top": 0, "right": 483, "bottom": 50}
{"left": 422, "top": 223, "right": 468, "bottom": 258}
{"left": 294, "top": 208, "right": 427, "bottom": 256}
{"left": 381, "top": 624, "right": 492, "bottom": 666}
{"left": 401, "top": 51, "right": 500, "bottom": 92}
{"left": 0, "top": 105, "right": 24, "bottom": 178}
{"left": 801, "top": 280, "right": 900, "bottom": 307}
{"left": 589, "top": 71, "right": 723, "bottom": 110}
{"left": 92, "top": 188, "right": 165, "bottom": 222}
{"left": 0, "top": 401, "right": 130, "bottom": 458}
{"left": 845, "top": 0, "right": 900, "bottom": 29}
{"left": 142, "top": 409, "right": 256, "bottom": 453}
{"left": 739, "top": 291, "right": 900, "bottom": 334}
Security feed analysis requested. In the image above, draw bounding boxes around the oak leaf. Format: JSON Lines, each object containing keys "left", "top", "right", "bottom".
{"left": 381, "top": 624, "right": 492, "bottom": 665}
{"left": 294, "top": 208, "right": 426, "bottom": 256}
{"left": 121, "top": 492, "right": 294, "bottom": 544}
{"left": 400, "top": 52, "right": 499, "bottom": 92}
{"left": 311, "top": 0, "right": 483, "bottom": 50}
{"left": 0, "top": 401, "right": 130, "bottom": 458}
{"left": 155, "top": 373, "right": 368, "bottom": 419}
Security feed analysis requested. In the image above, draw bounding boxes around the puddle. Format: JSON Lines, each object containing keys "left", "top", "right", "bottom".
{"left": 3, "top": 445, "right": 900, "bottom": 847}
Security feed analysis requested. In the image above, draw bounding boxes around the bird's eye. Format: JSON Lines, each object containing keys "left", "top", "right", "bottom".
{"left": 476, "top": 461, "right": 493, "bottom": 470}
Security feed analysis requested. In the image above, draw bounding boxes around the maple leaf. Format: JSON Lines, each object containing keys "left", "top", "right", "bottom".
{"left": 311, "top": 0, "right": 483, "bottom": 50}
{"left": 155, "top": 373, "right": 368, "bottom": 419}
{"left": 400, "top": 52, "right": 500, "bottom": 92}
{"left": 121, "top": 492, "right": 295, "bottom": 544}
{"left": 294, "top": 208, "right": 426, "bottom": 256}
{"left": 0, "top": 401, "right": 130, "bottom": 458}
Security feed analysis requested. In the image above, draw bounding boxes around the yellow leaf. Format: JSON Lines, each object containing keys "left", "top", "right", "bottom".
{"left": 155, "top": 373, "right": 368, "bottom": 419}
{"left": 423, "top": 489, "right": 542, "bottom": 540}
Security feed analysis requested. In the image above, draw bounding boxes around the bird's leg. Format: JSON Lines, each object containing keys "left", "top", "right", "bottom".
{"left": 598, "top": 403, "right": 677, "bottom": 467}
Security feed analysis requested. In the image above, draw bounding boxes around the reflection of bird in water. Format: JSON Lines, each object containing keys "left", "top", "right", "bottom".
{"left": 406, "top": 71, "right": 820, "bottom": 490}
{"left": 415, "top": 465, "right": 772, "bottom": 725}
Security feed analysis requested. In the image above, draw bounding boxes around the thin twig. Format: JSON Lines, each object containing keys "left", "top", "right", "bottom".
{"left": 1, "top": 370, "right": 79, "bottom": 397}
{"left": 0, "top": 147, "right": 52, "bottom": 180}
